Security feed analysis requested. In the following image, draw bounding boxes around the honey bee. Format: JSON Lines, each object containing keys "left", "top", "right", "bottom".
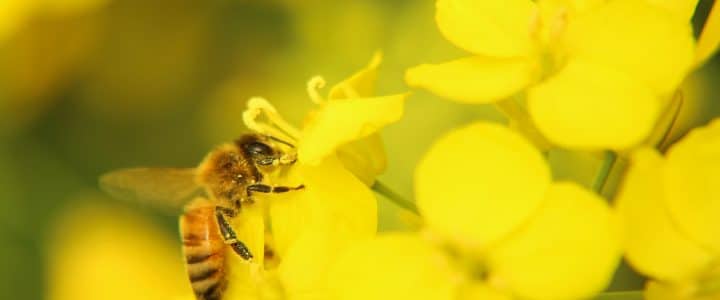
{"left": 100, "top": 134, "right": 303, "bottom": 300}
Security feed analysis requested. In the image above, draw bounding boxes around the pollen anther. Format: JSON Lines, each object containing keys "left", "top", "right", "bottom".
{"left": 243, "top": 97, "right": 300, "bottom": 145}
{"left": 307, "top": 76, "right": 327, "bottom": 104}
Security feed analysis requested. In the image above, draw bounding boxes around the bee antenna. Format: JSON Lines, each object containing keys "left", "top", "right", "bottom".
{"left": 266, "top": 135, "right": 295, "bottom": 148}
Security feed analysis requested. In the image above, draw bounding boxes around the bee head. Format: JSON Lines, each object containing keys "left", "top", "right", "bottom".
{"left": 238, "top": 134, "right": 296, "bottom": 168}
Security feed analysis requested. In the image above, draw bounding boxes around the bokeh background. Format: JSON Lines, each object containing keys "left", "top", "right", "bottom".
{"left": 0, "top": 0, "right": 718, "bottom": 299}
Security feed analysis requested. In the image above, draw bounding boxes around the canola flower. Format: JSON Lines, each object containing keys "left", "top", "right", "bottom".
{"left": 615, "top": 119, "right": 720, "bottom": 300}
{"left": 405, "top": 0, "right": 717, "bottom": 150}
{"left": 327, "top": 122, "right": 620, "bottom": 300}
{"left": 247, "top": 2, "right": 719, "bottom": 299}
{"left": 222, "top": 53, "right": 407, "bottom": 299}
{"left": 44, "top": 1, "right": 720, "bottom": 299}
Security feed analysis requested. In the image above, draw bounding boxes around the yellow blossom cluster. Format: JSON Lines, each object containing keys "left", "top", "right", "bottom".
{"left": 45, "top": 0, "right": 720, "bottom": 300}
{"left": 616, "top": 120, "right": 720, "bottom": 299}
{"left": 406, "top": 0, "right": 710, "bottom": 151}
{"left": 323, "top": 0, "right": 719, "bottom": 299}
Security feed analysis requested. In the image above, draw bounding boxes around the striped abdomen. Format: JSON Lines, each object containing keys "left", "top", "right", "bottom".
{"left": 180, "top": 206, "right": 226, "bottom": 300}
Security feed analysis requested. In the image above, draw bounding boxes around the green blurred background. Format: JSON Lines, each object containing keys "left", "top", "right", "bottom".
{"left": 0, "top": 0, "right": 718, "bottom": 299}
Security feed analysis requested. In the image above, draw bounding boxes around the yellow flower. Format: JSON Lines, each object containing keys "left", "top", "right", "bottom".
{"left": 47, "top": 200, "right": 193, "bottom": 300}
{"left": 406, "top": 0, "right": 699, "bottom": 150}
{"left": 244, "top": 52, "right": 407, "bottom": 186}
{"left": 222, "top": 53, "right": 407, "bottom": 299}
{"left": 327, "top": 122, "right": 620, "bottom": 300}
{"left": 615, "top": 118, "right": 720, "bottom": 299}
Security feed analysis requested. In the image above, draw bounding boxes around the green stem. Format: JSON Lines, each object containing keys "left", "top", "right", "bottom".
{"left": 371, "top": 181, "right": 419, "bottom": 215}
{"left": 696, "top": 0, "right": 720, "bottom": 65}
{"left": 594, "top": 291, "right": 643, "bottom": 300}
{"left": 646, "top": 90, "right": 683, "bottom": 151}
{"left": 593, "top": 151, "right": 617, "bottom": 195}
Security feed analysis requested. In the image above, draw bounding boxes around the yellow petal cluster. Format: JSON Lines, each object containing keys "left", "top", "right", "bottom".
{"left": 615, "top": 119, "right": 720, "bottom": 299}
{"left": 225, "top": 53, "right": 406, "bottom": 298}
{"left": 328, "top": 234, "right": 458, "bottom": 300}
{"left": 329, "top": 122, "right": 620, "bottom": 300}
{"left": 406, "top": 0, "right": 706, "bottom": 150}
{"left": 297, "top": 52, "right": 407, "bottom": 185}
{"left": 416, "top": 122, "right": 550, "bottom": 247}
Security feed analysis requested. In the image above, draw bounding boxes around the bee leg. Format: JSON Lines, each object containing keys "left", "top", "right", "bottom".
{"left": 216, "top": 206, "right": 237, "bottom": 217}
{"left": 246, "top": 184, "right": 305, "bottom": 197}
{"left": 277, "top": 153, "right": 297, "bottom": 165}
{"left": 214, "top": 207, "right": 253, "bottom": 261}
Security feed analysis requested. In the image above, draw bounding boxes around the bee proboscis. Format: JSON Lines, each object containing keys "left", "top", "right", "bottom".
{"left": 100, "top": 134, "right": 303, "bottom": 300}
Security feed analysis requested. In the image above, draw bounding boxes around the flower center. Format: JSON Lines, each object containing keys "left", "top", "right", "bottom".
{"left": 530, "top": 5, "right": 571, "bottom": 81}
{"left": 242, "top": 75, "right": 333, "bottom": 144}
{"left": 441, "top": 243, "right": 499, "bottom": 290}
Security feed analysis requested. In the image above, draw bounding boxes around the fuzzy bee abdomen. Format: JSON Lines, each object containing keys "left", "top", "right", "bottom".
{"left": 180, "top": 205, "right": 226, "bottom": 300}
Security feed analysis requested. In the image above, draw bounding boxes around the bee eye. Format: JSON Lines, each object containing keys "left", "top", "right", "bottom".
{"left": 245, "top": 142, "right": 272, "bottom": 156}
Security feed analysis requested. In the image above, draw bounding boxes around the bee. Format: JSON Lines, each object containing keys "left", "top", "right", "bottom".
{"left": 100, "top": 134, "right": 303, "bottom": 300}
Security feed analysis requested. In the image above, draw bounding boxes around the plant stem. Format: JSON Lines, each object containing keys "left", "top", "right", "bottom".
{"left": 647, "top": 90, "right": 683, "bottom": 151}
{"left": 696, "top": 0, "right": 720, "bottom": 65}
{"left": 593, "top": 151, "right": 617, "bottom": 195}
{"left": 371, "top": 181, "right": 419, "bottom": 215}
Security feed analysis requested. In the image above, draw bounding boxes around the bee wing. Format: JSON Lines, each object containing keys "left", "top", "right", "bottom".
{"left": 99, "top": 167, "right": 204, "bottom": 212}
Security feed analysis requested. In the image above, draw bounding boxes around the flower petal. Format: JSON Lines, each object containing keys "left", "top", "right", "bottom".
{"left": 457, "top": 283, "right": 512, "bottom": 300}
{"left": 48, "top": 202, "right": 192, "bottom": 300}
{"left": 563, "top": 0, "right": 695, "bottom": 95}
{"left": 328, "top": 52, "right": 382, "bottom": 99}
{"left": 535, "top": 0, "right": 606, "bottom": 44}
{"left": 416, "top": 122, "right": 550, "bottom": 248}
{"left": 528, "top": 60, "right": 659, "bottom": 150}
{"left": 663, "top": 118, "right": 720, "bottom": 253}
{"left": 298, "top": 93, "right": 406, "bottom": 165}
{"left": 645, "top": 0, "right": 699, "bottom": 21}
{"left": 223, "top": 201, "right": 272, "bottom": 299}
{"left": 435, "top": 0, "right": 537, "bottom": 57}
{"left": 327, "top": 234, "right": 457, "bottom": 300}
{"left": 269, "top": 155, "right": 377, "bottom": 258}
{"left": 335, "top": 134, "right": 387, "bottom": 185}
{"left": 538, "top": 0, "right": 605, "bottom": 14}
{"left": 277, "top": 226, "right": 360, "bottom": 300}
{"left": 277, "top": 231, "right": 332, "bottom": 300}
{"left": 615, "top": 148, "right": 714, "bottom": 281}
{"left": 405, "top": 56, "right": 537, "bottom": 104}
{"left": 488, "top": 182, "right": 620, "bottom": 300}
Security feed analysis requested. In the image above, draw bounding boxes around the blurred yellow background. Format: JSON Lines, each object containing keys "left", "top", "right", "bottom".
{"left": 0, "top": 0, "right": 718, "bottom": 299}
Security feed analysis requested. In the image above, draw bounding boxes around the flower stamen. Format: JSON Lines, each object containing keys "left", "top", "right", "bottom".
{"left": 243, "top": 97, "right": 301, "bottom": 145}
{"left": 307, "top": 76, "right": 327, "bottom": 104}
